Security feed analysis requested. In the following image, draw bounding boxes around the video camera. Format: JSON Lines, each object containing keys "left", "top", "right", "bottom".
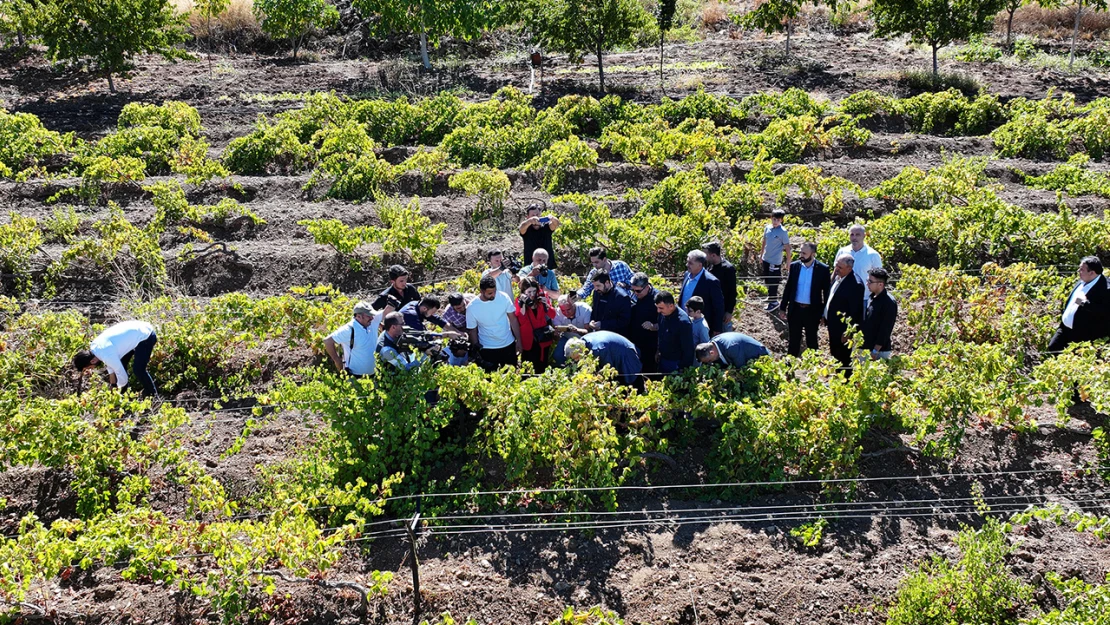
{"left": 502, "top": 254, "right": 523, "bottom": 274}
{"left": 396, "top": 330, "right": 443, "bottom": 352}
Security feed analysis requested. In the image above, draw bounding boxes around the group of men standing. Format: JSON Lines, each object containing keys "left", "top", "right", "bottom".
{"left": 72, "top": 203, "right": 1109, "bottom": 396}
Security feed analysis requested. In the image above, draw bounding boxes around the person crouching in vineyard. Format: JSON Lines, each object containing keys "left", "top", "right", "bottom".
{"left": 73, "top": 320, "right": 158, "bottom": 397}
{"left": 324, "top": 300, "right": 395, "bottom": 378}
{"left": 564, "top": 332, "right": 642, "bottom": 389}
{"left": 377, "top": 312, "right": 425, "bottom": 371}
{"left": 515, "top": 277, "right": 557, "bottom": 373}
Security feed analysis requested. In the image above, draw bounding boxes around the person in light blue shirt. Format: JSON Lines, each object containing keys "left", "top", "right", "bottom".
{"left": 517, "top": 248, "right": 561, "bottom": 296}
{"left": 324, "top": 301, "right": 394, "bottom": 377}
{"left": 685, "top": 296, "right": 710, "bottom": 346}
{"left": 696, "top": 332, "right": 770, "bottom": 370}
{"left": 377, "top": 312, "right": 426, "bottom": 371}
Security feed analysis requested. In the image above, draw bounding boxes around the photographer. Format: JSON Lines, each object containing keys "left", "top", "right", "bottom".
{"left": 376, "top": 312, "right": 427, "bottom": 371}
{"left": 517, "top": 249, "right": 561, "bottom": 298}
{"left": 324, "top": 300, "right": 394, "bottom": 377}
{"left": 372, "top": 265, "right": 421, "bottom": 310}
{"left": 446, "top": 337, "right": 472, "bottom": 367}
{"left": 482, "top": 249, "right": 517, "bottom": 300}
{"left": 515, "top": 277, "right": 557, "bottom": 373}
{"left": 400, "top": 296, "right": 449, "bottom": 332}
{"left": 519, "top": 203, "right": 560, "bottom": 270}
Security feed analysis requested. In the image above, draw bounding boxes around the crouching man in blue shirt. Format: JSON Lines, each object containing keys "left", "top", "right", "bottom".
{"left": 563, "top": 331, "right": 642, "bottom": 387}
{"left": 695, "top": 332, "right": 770, "bottom": 370}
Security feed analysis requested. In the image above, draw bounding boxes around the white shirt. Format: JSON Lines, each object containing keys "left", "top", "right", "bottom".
{"left": 90, "top": 320, "right": 155, "bottom": 389}
{"left": 824, "top": 275, "right": 844, "bottom": 320}
{"left": 466, "top": 292, "right": 517, "bottom": 350}
{"left": 327, "top": 312, "right": 384, "bottom": 375}
{"left": 795, "top": 262, "right": 814, "bottom": 305}
{"left": 838, "top": 244, "right": 882, "bottom": 299}
{"left": 554, "top": 302, "right": 592, "bottom": 329}
{"left": 1062, "top": 277, "right": 1100, "bottom": 329}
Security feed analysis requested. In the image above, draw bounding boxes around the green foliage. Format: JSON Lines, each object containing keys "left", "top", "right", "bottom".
{"left": 790, "top": 518, "right": 828, "bottom": 548}
{"left": 710, "top": 180, "right": 764, "bottom": 224}
{"left": 892, "top": 89, "right": 1005, "bottom": 135}
{"left": 0, "top": 213, "right": 42, "bottom": 298}
{"left": 871, "top": 0, "right": 1006, "bottom": 78}
{"left": 839, "top": 90, "right": 896, "bottom": 117}
{"left": 117, "top": 101, "right": 202, "bottom": 137}
{"left": 252, "top": 0, "right": 339, "bottom": 58}
{"left": 36, "top": 0, "right": 191, "bottom": 91}
{"left": 550, "top": 606, "right": 627, "bottom": 625}
{"left": 887, "top": 517, "right": 1033, "bottom": 625}
{"left": 0, "top": 309, "right": 88, "bottom": 393}
{"left": 147, "top": 179, "right": 263, "bottom": 231}
{"left": 1022, "top": 154, "right": 1110, "bottom": 197}
{"left": 300, "top": 195, "right": 444, "bottom": 270}
{"left": 523, "top": 135, "right": 598, "bottom": 193}
{"left": 223, "top": 115, "right": 315, "bottom": 175}
{"left": 1025, "top": 572, "right": 1110, "bottom": 625}
{"left": 599, "top": 118, "right": 737, "bottom": 167}
{"left": 0, "top": 108, "right": 75, "bottom": 180}
{"left": 868, "top": 155, "right": 990, "bottom": 210}
{"left": 1011, "top": 504, "right": 1110, "bottom": 541}
{"left": 992, "top": 95, "right": 1110, "bottom": 159}
{"left": 658, "top": 88, "right": 745, "bottom": 127}
{"left": 1031, "top": 343, "right": 1110, "bottom": 422}
{"left": 947, "top": 34, "right": 1004, "bottom": 62}
{"left": 300, "top": 218, "right": 380, "bottom": 271}
{"left": 740, "top": 88, "right": 829, "bottom": 120}
{"left": 442, "top": 107, "right": 573, "bottom": 168}
{"left": 743, "top": 115, "right": 828, "bottom": 161}
{"left": 304, "top": 122, "right": 396, "bottom": 202}
{"left": 42, "top": 206, "right": 79, "bottom": 243}
{"left": 448, "top": 167, "right": 511, "bottom": 220}
{"left": 352, "top": 0, "right": 502, "bottom": 66}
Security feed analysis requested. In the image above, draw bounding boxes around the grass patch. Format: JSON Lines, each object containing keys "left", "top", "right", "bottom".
{"left": 554, "top": 61, "right": 729, "bottom": 76}
{"left": 898, "top": 70, "right": 982, "bottom": 97}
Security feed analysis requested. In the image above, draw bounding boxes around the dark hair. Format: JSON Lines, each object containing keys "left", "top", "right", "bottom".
{"left": 72, "top": 350, "right": 95, "bottom": 371}
{"left": 686, "top": 296, "right": 704, "bottom": 313}
{"left": 419, "top": 296, "right": 441, "bottom": 310}
{"left": 388, "top": 265, "right": 408, "bottom": 280}
{"left": 487, "top": 249, "right": 503, "bottom": 260}
{"left": 802, "top": 241, "right": 817, "bottom": 253}
{"left": 519, "top": 277, "right": 541, "bottom": 302}
{"left": 588, "top": 247, "right": 607, "bottom": 260}
{"left": 479, "top": 276, "right": 497, "bottom": 291}
{"left": 771, "top": 209, "right": 786, "bottom": 220}
{"left": 702, "top": 241, "right": 722, "bottom": 256}
{"left": 1081, "top": 255, "right": 1103, "bottom": 275}
{"left": 383, "top": 312, "right": 405, "bottom": 330}
{"left": 695, "top": 343, "right": 716, "bottom": 361}
{"left": 654, "top": 290, "right": 676, "bottom": 306}
{"left": 592, "top": 270, "right": 611, "bottom": 284}
{"left": 868, "top": 267, "right": 890, "bottom": 284}
{"left": 447, "top": 292, "right": 465, "bottom": 306}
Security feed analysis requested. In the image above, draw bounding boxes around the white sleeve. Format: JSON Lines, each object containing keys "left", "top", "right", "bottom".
{"left": 369, "top": 311, "right": 385, "bottom": 335}
{"left": 92, "top": 346, "right": 128, "bottom": 388}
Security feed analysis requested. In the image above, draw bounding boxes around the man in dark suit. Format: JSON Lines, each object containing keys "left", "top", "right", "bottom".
{"left": 861, "top": 267, "right": 898, "bottom": 360}
{"left": 823, "top": 254, "right": 865, "bottom": 369}
{"left": 1048, "top": 256, "right": 1109, "bottom": 353}
{"left": 703, "top": 241, "right": 738, "bottom": 331}
{"left": 779, "top": 242, "right": 831, "bottom": 357}
{"left": 679, "top": 250, "right": 725, "bottom": 336}
{"left": 628, "top": 272, "right": 660, "bottom": 374}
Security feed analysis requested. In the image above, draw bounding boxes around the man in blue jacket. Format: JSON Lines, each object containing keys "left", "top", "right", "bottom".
{"left": 564, "top": 331, "right": 642, "bottom": 386}
{"left": 653, "top": 290, "right": 695, "bottom": 374}
{"left": 679, "top": 250, "right": 725, "bottom": 335}
{"left": 588, "top": 270, "right": 632, "bottom": 337}
{"left": 696, "top": 333, "right": 770, "bottom": 369}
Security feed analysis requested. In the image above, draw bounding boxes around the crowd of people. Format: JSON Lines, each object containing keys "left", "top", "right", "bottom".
{"left": 73, "top": 203, "right": 1110, "bottom": 397}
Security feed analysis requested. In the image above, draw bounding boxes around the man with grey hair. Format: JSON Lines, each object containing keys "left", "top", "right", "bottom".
{"left": 837, "top": 224, "right": 883, "bottom": 302}
{"left": 823, "top": 253, "right": 865, "bottom": 369}
{"left": 679, "top": 249, "right": 725, "bottom": 335}
{"left": 324, "top": 300, "right": 395, "bottom": 377}
{"left": 518, "top": 248, "right": 561, "bottom": 297}
{"left": 552, "top": 292, "right": 591, "bottom": 365}
{"left": 564, "top": 331, "right": 642, "bottom": 386}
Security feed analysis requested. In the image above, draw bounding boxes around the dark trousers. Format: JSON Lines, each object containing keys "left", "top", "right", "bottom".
{"left": 787, "top": 303, "right": 821, "bottom": 357}
{"left": 828, "top": 330, "right": 852, "bottom": 369}
{"left": 634, "top": 342, "right": 658, "bottom": 375}
{"left": 1047, "top": 325, "right": 1075, "bottom": 354}
{"left": 522, "top": 343, "right": 548, "bottom": 374}
{"left": 659, "top": 359, "right": 681, "bottom": 374}
{"left": 120, "top": 332, "right": 158, "bottom": 397}
{"left": 480, "top": 345, "right": 518, "bottom": 372}
{"left": 762, "top": 261, "right": 782, "bottom": 299}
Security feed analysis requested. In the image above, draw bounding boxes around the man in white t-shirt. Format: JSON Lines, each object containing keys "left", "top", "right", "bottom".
{"left": 837, "top": 224, "right": 883, "bottom": 303}
{"left": 73, "top": 320, "right": 158, "bottom": 396}
{"left": 324, "top": 300, "right": 394, "bottom": 377}
{"left": 466, "top": 275, "right": 524, "bottom": 371}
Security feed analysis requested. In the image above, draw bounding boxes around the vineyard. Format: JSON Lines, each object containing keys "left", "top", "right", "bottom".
{"left": 2, "top": 0, "right": 1110, "bottom": 623}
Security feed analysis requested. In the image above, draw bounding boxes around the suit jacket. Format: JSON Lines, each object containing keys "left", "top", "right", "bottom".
{"left": 781, "top": 260, "right": 831, "bottom": 311}
{"left": 825, "top": 272, "right": 864, "bottom": 337}
{"left": 680, "top": 270, "right": 726, "bottom": 334}
{"left": 657, "top": 308, "right": 695, "bottom": 369}
{"left": 590, "top": 285, "right": 633, "bottom": 337}
{"left": 708, "top": 260, "right": 738, "bottom": 316}
{"left": 629, "top": 287, "right": 660, "bottom": 355}
{"left": 1061, "top": 274, "right": 1109, "bottom": 341}
{"left": 861, "top": 290, "right": 898, "bottom": 352}
{"left": 711, "top": 332, "right": 769, "bottom": 369}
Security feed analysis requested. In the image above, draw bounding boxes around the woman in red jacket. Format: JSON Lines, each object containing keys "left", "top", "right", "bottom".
{"left": 515, "top": 277, "right": 557, "bottom": 373}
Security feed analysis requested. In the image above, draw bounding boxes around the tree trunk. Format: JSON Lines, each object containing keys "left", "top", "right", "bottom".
{"left": 1069, "top": 1, "right": 1084, "bottom": 69}
{"left": 293, "top": 31, "right": 303, "bottom": 59}
{"left": 420, "top": 32, "right": 431, "bottom": 69}
{"left": 107, "top": 73, "right": 116, "bottom": 93}
{"left": 1006, "top": 8, "right": 1016, "bottom": 49}
{"left": 597, "top": 41, "right": 605, "bottom": 94}
{"left": 932, "top": 43, "right": 939, "bottom": 84}
{"left": 785, "top": 18, "right": 792, "bottom": 56}
{"left": 659, "top": 32, "right": 665, "bottom": 95}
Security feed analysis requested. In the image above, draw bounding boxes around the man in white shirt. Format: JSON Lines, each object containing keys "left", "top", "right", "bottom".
{"left": 837, "top": 224, "right": 882, "bottom": 303}
{"left": 73, "top": 320, "right": 158, "bottom": 396}
{"left": 1048, "top": 256, "right": 1109, "bottom": 353}
{"left": 467, "top": 275, "right": 524, "bottom": 371}
{"left": 552, "top": 293, "right": 592, "bottom": 365}
{"left": 324, "top": 301, "right": 393, "bottom": 377}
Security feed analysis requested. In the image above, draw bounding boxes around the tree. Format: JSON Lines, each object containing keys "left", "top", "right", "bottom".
{"left": 658, "top": 0, "right": 676, "bottom": 93}
{"left": 192, "top": 0, "right": 229, "bottom": 73}
{"left": 872, "top": 0, "right": 1007, "bottom": 82}
{"left": 36, "top": 0, "right": 190, "bottom": 93}
{"left": 0, "top": 0, "right": 46, "bottom": 48}
{"left": 1001, "top": 0, "right": 1028, "bottom": 48}
{"left": 353, "top": 0, "right": 503, "bottom": 69}
{"left": 741, "top": 0, "right": 838, "bottom": 56}
{"left": 1037, "top": 0, "right": 1109, "bottom": 69}
{"left": 252, "top": 0, "right": 339, "bottom": 59}
{"left": 527, "top": 0, "right": 651, "bottom": 94}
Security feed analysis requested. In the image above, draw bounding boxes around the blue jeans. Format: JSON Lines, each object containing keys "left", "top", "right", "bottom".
{"left": 659, "top": 359, "right": 680, "bottom": 374}
{"left": 120, "top": 332, "right": 158, "bottom": 397}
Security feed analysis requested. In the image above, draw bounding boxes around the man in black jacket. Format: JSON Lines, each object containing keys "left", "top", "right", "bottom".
{"left": 679, "top": 250, "right": 726, "bottom": 336}
{"left": 628, "top": 272, "right": 660, "bottom": 374}
{"left": 1048, "top": 256, "right": 1109, "bottom": 353}
{"left": 703, "top": 242, "right": 737, "bottom": 331}
{"left": 823, "top": 254, "right": 864, "bottom": 369}
{"left": 588, "top": 270, "right": 633, "bottom": 337}
{"left": 654, "top": 290, "right": 695, "bottom": 373}
{"left": 779, "top": 242, "right": 831, "bottom": 357}
{"left": 861, "top": 267, "right": 897, "bottom": 360}
{"left": 372, "top": 265, "right": 421, "bottom": 310}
